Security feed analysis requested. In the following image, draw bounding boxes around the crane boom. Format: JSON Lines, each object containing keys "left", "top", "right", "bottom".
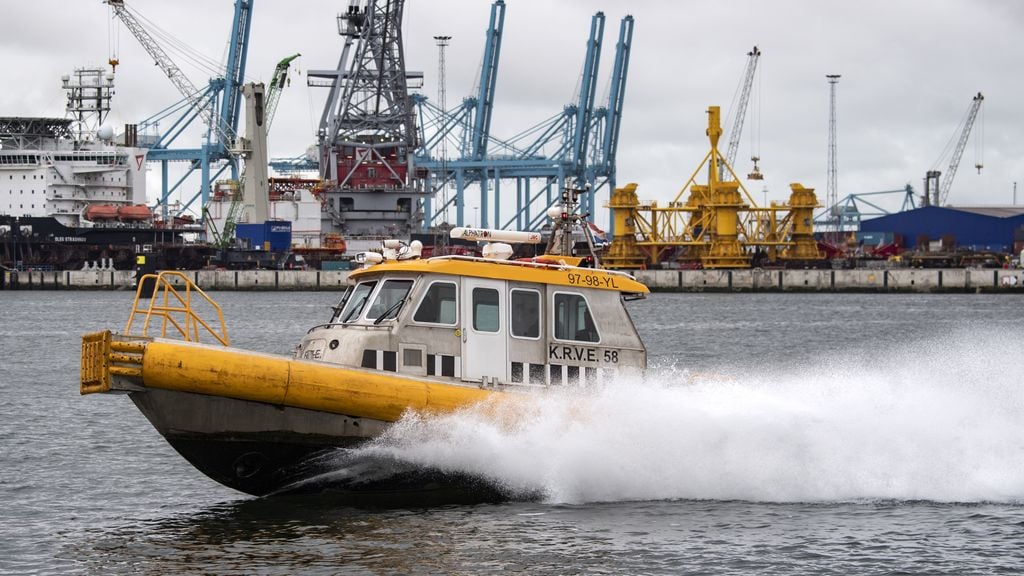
{"left": 105, "top": 0, "right": 238, "bottom": 146}
{"left": 470, "top": 0, "right": 505, "bottom": 161}
{"left": 265, "top": 53, "right": 301, "bottom": 131}
{"left": 720, "top": 46, "right": 760, "bottom": 181}
{"left": 570, "top": 11, "right": 605, "bottom": 185}
{"left": 603, "top": 15, "right": 634, "bottom": 172}
{"left": 939, "top": 92, "right": 984, "bottom": 206}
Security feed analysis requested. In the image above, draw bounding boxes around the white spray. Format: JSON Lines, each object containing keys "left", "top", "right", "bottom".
{"left": 357, "top": 330, "right": 1024, "bottom": 504}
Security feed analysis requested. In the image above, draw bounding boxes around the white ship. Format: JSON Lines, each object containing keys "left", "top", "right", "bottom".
{"left": 0, "top": 68, "right": 150, "bottom": 228}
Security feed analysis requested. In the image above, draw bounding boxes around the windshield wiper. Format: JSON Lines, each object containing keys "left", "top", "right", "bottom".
{"left": 342, "top": 297, "right": 367, "bottom": 323}
{"left": 331, "top": 291, "right": 353, "bottom": 322}
{"left": 373, "top": 298, "right": 407, "bottom": 325}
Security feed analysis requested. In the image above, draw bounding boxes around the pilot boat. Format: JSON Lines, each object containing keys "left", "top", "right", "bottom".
{"left": 79, "top": 193, "right": 649, "bottom": 496}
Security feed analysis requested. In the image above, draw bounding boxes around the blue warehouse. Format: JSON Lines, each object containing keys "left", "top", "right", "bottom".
{"left": 861, "top": 206, "right": 1024, "bottom": 252}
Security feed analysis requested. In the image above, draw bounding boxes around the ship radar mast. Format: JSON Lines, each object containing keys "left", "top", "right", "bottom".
{"left": 545, "top": 184, "right": 604, "bottom": 268}
{"left": 63, "top": 68, "right": 116, "bottom": 142}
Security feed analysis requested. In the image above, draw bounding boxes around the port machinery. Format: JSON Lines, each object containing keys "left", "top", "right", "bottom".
{"left": 603, "top": 106, "right": 823, "bottom": 270}
{"left": 105, "top": 0, "right": 253, "bottom": 222}
{"left": 413, "top": 2, "right": 635, "bottom": 233}
{"left": 302, "top": 0, "right": 634, "bottom": 237}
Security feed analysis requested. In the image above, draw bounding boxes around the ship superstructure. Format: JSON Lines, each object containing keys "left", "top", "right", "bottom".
{"left": 0, "top": 68, "right": 148, "bottom": 228}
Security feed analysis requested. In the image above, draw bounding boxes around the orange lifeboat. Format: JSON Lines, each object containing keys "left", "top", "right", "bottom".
{"left": 118, "top": 205, "right": 153, "bottom": 222}
{"left": 84, "top": 205, "right": 119, "bottom": 221}
{"left": 322, "top": 233, "right": 347, "bottom": 252}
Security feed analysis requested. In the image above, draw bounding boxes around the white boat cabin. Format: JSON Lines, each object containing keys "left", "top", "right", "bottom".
{"left": 295, "top": 255, "right": 648, "bottom": 388}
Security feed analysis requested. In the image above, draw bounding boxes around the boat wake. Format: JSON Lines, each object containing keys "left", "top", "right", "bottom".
{"left": 352, "top": 330, "right": 1024, "bottom": 505}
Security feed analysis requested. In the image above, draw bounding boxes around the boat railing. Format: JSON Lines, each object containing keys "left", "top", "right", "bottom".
{"left": 125, "top": 271, "right": 230, "bottom": 346}
{"left": 428, "top": 255, "right": 640, "bottom": 281}
{"left": 307, "top": 322, "right": 392, "bottom": 334}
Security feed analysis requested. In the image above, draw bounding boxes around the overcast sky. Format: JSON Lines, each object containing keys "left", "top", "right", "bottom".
{"left": 3, "top": 0, "right": 1023, "bottom": 226}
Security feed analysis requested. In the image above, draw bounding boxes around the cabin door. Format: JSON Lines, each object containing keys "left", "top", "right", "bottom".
{"left": 461, "top": 278, "right": 507, "bottom": 383}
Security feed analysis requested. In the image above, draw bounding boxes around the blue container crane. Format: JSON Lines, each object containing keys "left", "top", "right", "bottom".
{"left": 105, "top": 0, "right": 253, "bottom": 223}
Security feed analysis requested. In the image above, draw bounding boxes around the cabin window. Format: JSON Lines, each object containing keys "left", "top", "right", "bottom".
{"left": 366, "top": 279, "right": 414, "bottom": 322}
{"left": 413, "top": 281, "right": 457, "bottom": 325}
{"left": 339, "top": 281, "right": 377, "bottom": 323}
{"left": 553, "top": 292, "right": 600, "bottom": 343}
{"left": 472, "top": 288, "right": 500, "bottom": 332}
{"left": 510, "top": 288, "right": 541, "bottom": 339}
{"left": 330, "top": 285, "right": 354, "bottom": 323}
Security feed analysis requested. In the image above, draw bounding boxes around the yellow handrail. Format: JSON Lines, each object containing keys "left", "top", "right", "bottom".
{"left": 124, "top": 271, "right": 230, "bottom": 346}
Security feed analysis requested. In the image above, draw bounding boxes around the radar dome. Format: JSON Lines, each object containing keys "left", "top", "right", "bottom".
{"left": 97, "top": 125, "right": 114, "bottom": 141}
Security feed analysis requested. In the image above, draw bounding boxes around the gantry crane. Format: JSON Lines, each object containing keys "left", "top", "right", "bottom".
{"left": 720, "top": 46, "right": 761, "bottom": 182}
{"left": 412, "top": 3, "right": 634, "bottom": 232}
{"left": 927, "top": 92, "right": 984, "bottom": 206}
{"left": 814, "top": 185, "right": 918, "bottom": 231}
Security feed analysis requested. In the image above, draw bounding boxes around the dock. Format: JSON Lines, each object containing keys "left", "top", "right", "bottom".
{"left": 2, "top": 268, "right": 1023, "bottom": 293}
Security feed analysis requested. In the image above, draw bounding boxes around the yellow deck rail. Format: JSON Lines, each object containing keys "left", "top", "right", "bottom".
{"left": 124, "top": 271, "right": 230, "bottom": 346}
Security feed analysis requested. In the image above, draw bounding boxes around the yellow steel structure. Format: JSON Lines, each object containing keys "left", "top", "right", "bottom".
{"left": 605, "top": 106, "right": 825, "bottom": 269}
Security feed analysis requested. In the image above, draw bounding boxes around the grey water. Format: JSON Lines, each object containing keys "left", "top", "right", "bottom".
{"left": 2, "top": 290, "right": 1023, "bottom": 574}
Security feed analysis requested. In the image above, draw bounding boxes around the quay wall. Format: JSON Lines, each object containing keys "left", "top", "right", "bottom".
{"left": 0, "top": 269, "right": 351, "bottom": 291}
{"left": 633, "top": 268, "right": 1024, "bottom": 292}
{"left": 2, "top": 268, "right": 1023, "bottom": 292}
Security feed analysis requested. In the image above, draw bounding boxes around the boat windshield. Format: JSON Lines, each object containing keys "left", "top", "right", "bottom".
{"left": 338, "top": 281, "right": 377, "bottom": 323}
{"left": 329, "top": 285, "right": 354, "bottom": 323}
{"left": 366, "top": 279, "right": 414, "bottom": 323}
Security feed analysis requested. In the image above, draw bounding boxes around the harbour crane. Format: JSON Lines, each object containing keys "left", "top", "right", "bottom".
{"left": 214, "top": 56, "right": 301, "bottom": 248}
{"left": 814, "top": 185, "right": 918, "bottom": 230}
{"left": 308, "top": 0, "right": 427, "bottom": 238}
{"left": 265, "top": 54, "right": 301, "bottom": 131}
{"left": 927, "top": 92, "right": 984, "bottom": 206}
{"left": 720, "top": 46, "right": 761, "bottom": 182}
{"left": 208, "top": 85, "right": 261, "bottom": 250}
{"left": 105, "top": 0, "right": 248, "bottom": 147}
{"left": 412, "top": 4, "right": 634, "bottom": 232}
{"left": 105, "top": 0, "right": 253, "bottom": 219}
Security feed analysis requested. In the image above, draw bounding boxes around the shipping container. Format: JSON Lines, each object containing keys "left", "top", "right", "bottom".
{"left": 236, "top": 220, "right": 292, "bottom": 252}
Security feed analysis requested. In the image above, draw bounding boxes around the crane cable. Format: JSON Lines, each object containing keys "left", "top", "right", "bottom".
{"left": 976, "top": 103, "right": 985, "bottom": 173}
{"left": 930, "top": 102, "right": 971, "bottom": 172}
{"left": 751, "top": 55, "right": 762, "bottom": 168}
{"left": 107, "top": 6, "right": 120, "bottom": 71}
{"left": 126, "top": 4, "right": 225, "bottom": 80}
